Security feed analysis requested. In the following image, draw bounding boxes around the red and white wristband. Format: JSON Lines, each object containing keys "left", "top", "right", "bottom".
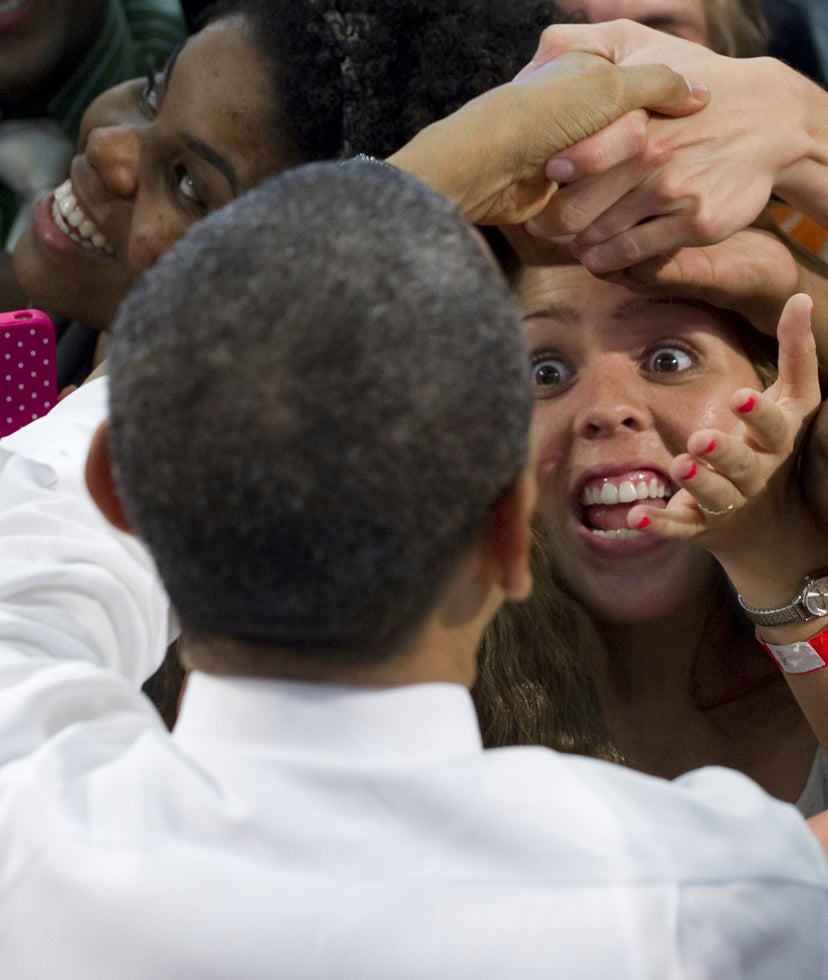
{"left": 759, "top": 625, "right": 828, "bottom": 675}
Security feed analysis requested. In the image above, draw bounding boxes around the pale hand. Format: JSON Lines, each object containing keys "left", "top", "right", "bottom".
{"left": 628, "top": 293, "right": 827, "bottom": 607}
{"left": 519, "top": 20, "right": 828, "bottom": 272}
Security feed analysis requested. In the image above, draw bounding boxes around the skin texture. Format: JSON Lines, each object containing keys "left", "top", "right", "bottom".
{"left": 0, "top": 0, "right": 108, "bottom": 103}
{"left": 519, "top": 260, "right": 762, "bottom": 623}
{"left": 12, "top": 17, "right": 290, "bottom": 331}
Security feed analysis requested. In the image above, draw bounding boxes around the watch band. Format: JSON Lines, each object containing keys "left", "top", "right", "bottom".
{"left": 760, "top": 623, "right": 828, "bottom": 675}
{"left": 737, "top": 569, "right": 828, "bottom": 627}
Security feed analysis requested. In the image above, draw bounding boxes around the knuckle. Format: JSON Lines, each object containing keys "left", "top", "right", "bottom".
{"left": 689, "top": 205, "right": 723, "bottom": 243}
{"left": 624, "top": 112, "right": 650, "bottom": 154}
{"left": 549, "top": 197, "right": 593, "bottom": 235}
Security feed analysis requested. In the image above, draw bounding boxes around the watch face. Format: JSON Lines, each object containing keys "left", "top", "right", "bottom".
{"left": 804, "top": 575, "right": 828, "bottom": 617}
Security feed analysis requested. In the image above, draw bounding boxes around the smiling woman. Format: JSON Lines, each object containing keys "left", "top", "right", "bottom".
{"left": 474, "top": 259, "right": 828, "bottom": 817}
{"left": 12, "top": 15, "right": 294, "bottom": 335}
{"left": 8, "top": 0, "right": 566, "bottom": 384}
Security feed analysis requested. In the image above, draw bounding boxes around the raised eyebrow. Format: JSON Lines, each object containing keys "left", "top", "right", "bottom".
{"left": 521, "top": 301, "right": 582, "bottom": 323}
{"left": 612, "top": 296, "right": 713, "bottom": 322}
{"left": 159, "top": 42, "right": 240, "bottom": 196}
{"left": 640, "top": 16, "right": 697, "bottom": 32}
{"left": 184, "top": 136, "right": 240, "bottom": 195}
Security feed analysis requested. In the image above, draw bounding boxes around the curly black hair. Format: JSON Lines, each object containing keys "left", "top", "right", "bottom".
{"left": 202, "top": 0, "right": 563, "bottom": 162}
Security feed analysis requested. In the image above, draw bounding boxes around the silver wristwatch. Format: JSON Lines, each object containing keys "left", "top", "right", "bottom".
{"left": 737, "top": 570, "right": 828, "bottom": 627}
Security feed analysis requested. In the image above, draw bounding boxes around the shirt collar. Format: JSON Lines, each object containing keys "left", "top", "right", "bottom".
{"left": 173, "top": 672, "right": 484, "bottom": 765}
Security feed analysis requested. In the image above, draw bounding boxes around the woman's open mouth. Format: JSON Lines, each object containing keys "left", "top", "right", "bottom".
{"left": 50, "top": 179, "right": 115, "bottom": 255}
{"left": 579, "top": 471, "right": 673, "bottom": 540}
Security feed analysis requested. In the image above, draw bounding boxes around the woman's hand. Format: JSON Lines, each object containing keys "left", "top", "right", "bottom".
{"left": 519, "top": 20, "right": 828, "bottom": 271}
{"left": 628, "top": 293, "right": 826, "bottom": 607}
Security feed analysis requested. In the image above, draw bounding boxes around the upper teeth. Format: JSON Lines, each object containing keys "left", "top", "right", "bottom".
{"left": 51, "top": 179, "right": 114, "bottom": 254}
{"left": 581, "top": 478, "right": 671, "bottom": 507}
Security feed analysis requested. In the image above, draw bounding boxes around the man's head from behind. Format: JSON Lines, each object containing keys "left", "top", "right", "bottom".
{"left": 95, "top": 161, "right": 533, "bottom": 673}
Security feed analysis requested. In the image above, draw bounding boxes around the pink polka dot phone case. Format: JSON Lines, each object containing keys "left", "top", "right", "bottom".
{"left": 0, "top": 310, "right": 57, "bottom": 438}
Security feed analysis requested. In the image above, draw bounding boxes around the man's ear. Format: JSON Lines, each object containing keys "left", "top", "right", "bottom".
{"left": 485, "top": 466, "right": 536, "bottom": 602}
{"left": 85, "top": 420, "right": 134, "bottom": 534}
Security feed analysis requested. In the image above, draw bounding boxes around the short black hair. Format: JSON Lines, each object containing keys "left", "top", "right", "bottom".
{"left": 107, "top": 161, "right": 532, "bottom": 662}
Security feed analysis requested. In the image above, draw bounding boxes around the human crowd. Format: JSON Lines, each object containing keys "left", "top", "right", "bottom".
{"left": 3, "top": 0, "right": 828, "bottom": 976}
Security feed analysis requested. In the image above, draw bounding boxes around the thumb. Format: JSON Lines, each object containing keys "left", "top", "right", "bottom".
{"left": 618, "top": 63, "right": 709, "bottom": 118}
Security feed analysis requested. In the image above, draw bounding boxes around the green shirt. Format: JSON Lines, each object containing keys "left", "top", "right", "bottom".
{"left": 0, "top": 0, "right": 187, "bottom": 245}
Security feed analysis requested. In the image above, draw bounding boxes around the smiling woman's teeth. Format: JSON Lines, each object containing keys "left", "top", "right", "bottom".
{"left": 581, "top": 478, "right": 671, "bottom": 507}
{"left": 51, "top": 180, "right": 114, "bottom": 254}
{"left": 580, "top": 478, "right": 673, "bottom": 539}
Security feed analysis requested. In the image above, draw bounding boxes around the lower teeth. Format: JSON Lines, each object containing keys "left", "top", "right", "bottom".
{"left": 590, "top": 528, "right": 644, "bottom": 540}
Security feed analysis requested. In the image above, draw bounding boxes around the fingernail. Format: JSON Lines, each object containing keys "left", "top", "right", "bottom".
{"left": 684, "top": 77, "right": 709, "bottom": 99}
{"left": 637, "top": 517, "right": 650, "bottom": 529}
{"left": 737, "top": 397, "right": 755, "bottom": 414}
{"left": 683, "top": 462, "right": 697, "bottom": 480}
{"left": 524, "top": 218, "right": 542, "bottom": 238}
{"left": 546, "top": 158, "right": 576, "bottom": 183}
{"left": 703, "top": 440, "right": 716, "bottom": 454}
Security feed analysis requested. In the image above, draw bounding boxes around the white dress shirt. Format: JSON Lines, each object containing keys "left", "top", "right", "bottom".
{"left": 0, "top": 383, "right": 827, "bottom": 978}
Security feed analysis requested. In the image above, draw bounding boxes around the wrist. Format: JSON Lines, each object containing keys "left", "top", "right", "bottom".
{"left": 736, "top": 568, "right": 828, "bottom": 629}
{"left": 387, "top": 92, "right": 504, "bottom": 219}
{"left": 772, "top": 65, "right": 828, "bottom": 225}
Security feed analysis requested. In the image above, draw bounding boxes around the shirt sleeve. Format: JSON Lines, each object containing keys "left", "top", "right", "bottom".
{"left": 0, "top": 379, "right": 175, "bottom": 766}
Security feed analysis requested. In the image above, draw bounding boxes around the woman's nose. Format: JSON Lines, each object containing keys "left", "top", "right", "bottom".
{"left": 84, "top": 124, "right": 140, "bottom": 199}
{"left": 575, "top": 373, "right": 651, "bottom": 438}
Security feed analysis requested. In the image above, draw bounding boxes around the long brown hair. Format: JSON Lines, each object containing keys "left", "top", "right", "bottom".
{"left": 474, "top": 531, "right": 622, "bottom": 762}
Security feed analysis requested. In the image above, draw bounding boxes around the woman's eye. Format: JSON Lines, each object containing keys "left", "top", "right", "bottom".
{"left": 173, "top": 165, "right": 206, "bottom": 211}
{"left": 644, "top": 345, "right": 694, "bottom": 374}
{"left": 531, "top": 355, "right": 573, "bottom": 391}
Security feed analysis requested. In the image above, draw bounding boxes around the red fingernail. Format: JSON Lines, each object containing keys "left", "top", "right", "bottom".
{"left": 683, "top": 462, "right": 697, "bottom": 480}
{"left": 703, "top": 440, "right": 716, "bottom": 454}
{"left": 737, "top": 397, "right": 755, "bottom": 414}
{"left": 637, "top": 517, "right": 650, "bottom": 529}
